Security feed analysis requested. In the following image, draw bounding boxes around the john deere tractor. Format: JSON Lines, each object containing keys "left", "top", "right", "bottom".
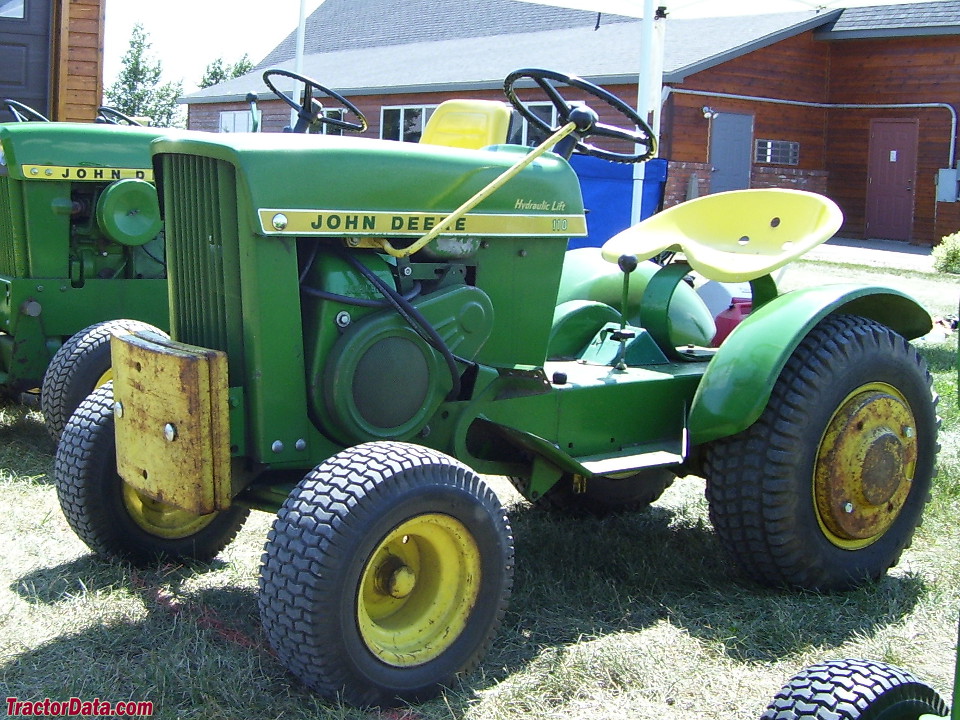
{"left": 0, "top": 99, "right": 168, "bottom": 435}
{"left": 53, "top": 69, "right": 939, "bottom": 707}
{"left": 1, "top": 70, "right": 361, "bottom": 437}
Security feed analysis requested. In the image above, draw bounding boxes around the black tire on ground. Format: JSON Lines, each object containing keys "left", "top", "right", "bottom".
{"left": 762, "top": 658, "right": 949, "bottom": 720}
{"left": 535, "top": 469, "right": 674, "bottom": 515}
{"left": 42, "top": 319, "right": 167, "bottom": 441}
{"left": 259, "top": 441, "right": 514, "bottom": 707}
{"left": 54, "top": 383, "right": 249, "bottom": 564}
{"left": 704, "top": 314, "right": 938, "bottom": 591}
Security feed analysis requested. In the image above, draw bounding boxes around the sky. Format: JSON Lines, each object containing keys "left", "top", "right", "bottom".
{"left": 102, "top": 0, "right": 934, "bottom": 93}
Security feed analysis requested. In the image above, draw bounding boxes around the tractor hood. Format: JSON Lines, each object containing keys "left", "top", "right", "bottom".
{"left": 150, "top": 132, "right": 587, "bottom": 239}
{"left": 0, "top": 123, "right": 168, "bottom": 181}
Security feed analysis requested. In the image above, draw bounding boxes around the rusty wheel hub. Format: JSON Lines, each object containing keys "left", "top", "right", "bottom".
{"left": 813, "top": 383, "right": 917, "bottom": 550}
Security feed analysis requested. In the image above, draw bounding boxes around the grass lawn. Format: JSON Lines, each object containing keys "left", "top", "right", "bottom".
{"left": 0, "top": 258, "right": 957, "bottom": 720}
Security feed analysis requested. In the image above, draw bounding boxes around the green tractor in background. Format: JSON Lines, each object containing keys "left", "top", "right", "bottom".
{"left": 1, "top": 70, "right": 360, "bottom": 438}
{"left": 0, "top": 99, "right": 168, "bottom": 436}
{"left": 53, "top": 69, "right": 939, "bottom": 707}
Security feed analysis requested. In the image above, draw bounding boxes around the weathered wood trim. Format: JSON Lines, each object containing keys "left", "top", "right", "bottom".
{"left": 50, "top": 0, "right": 104, "bottom": 122}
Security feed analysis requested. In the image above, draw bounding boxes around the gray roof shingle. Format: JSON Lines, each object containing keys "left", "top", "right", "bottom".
{"left": 818, "top": 0, "right": 960, "bottom": 36}
{"left": 185, "top": 0, "right": 959, "bottom": 103}
{"left": 187, "top": 8, "right": 834, "bottom": 102}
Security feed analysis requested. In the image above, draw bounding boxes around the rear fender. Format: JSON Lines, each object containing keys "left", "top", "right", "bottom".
{"left": 688, "top": 284, "right": 932, "bottom": 446}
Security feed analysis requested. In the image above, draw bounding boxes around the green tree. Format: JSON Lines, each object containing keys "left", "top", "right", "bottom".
{"left": 199, "top": 54, "right": 254, "bottom": 89}
{"left": 104, "top": 23, "right": 183, "bottom": 127}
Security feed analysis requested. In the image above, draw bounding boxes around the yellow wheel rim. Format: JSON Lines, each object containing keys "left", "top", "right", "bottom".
{"left": 121, "top": 482, "right": 216, "bottom": 539}
{"left": 357, "top": 513, "right": 481, "bottom": 667}
{"left": 814, "top": 382, "right": 918, "bottom": 550}
{"left": 95, "top": 368, "right": 113, "bottom": 388}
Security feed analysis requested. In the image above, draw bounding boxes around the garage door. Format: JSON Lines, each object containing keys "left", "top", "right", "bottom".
{"left": 0, "top": 0, "right": 52, "bottom": 121}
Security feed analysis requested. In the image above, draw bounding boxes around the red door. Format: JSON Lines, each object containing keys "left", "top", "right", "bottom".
{"left": 865, "top": 118, "right": 918, "bottom": 241}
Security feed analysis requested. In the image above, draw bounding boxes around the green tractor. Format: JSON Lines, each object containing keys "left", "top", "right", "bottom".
{"left": 1, "top": 71, "right": 354, "bottom": 437}
{"left": 53, "top": 69, "right": 939, "bottom": 707}
{"left": 0, "top": 99, "right": 169, "bottom": 435}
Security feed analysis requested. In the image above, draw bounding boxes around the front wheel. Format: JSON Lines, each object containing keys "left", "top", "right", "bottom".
{"left": 42, "top": 319, "right": 167, "bottom": 441}
{"left": 259, "top": 441, "right": 514, "bottom": 707}
{"left": 762, "top": 658, "right": 948, "bottom": 719}
{"left": 54, "top": 384, "right": 248, "bottom": 564}
{"left": 705, "top": 314, "right": 938, "bottom": 590}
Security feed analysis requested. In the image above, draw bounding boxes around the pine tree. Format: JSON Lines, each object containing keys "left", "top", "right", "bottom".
{"left": 104, "top": 24, "right": 183, "bottom": 127}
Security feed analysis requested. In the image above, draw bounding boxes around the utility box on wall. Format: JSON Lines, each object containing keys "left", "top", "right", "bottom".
{"left": 936, "top": 168, "right": 959, "bottom": 202}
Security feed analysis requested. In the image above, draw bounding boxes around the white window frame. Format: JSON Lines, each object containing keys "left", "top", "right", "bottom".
{"left": 218, "top": 109, "right": 260, "bottom": 133}
{"left": 380, "top": 105, "right": 437, "bottom": 142}
{"left": 755, "top": 139, "right": 800, "bottom": 166}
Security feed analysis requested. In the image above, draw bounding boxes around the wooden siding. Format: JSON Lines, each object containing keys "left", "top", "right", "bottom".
{"left": 661, "top": 30, "right": 830, "bottom": 170}
{"left": 826, "top": 35, "right": 960, "bottom": 244}
{"left": 51, "top": 0, "right": 104, "bottom": 122}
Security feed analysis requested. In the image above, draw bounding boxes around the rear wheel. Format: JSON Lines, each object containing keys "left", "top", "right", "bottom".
{"left": 259, "top": 441, "right": 514, "bottom": 707}
{"left": 762, "top": 658, "right": 948, "bottom": 720}
{"left": 705, "top": 314, "right": 938, "bottom": 590}
{"left": 54, "top": 383, "right": 248, "bottom": 564}
{"left": 535, "top": 469, "right": 674, "bottom": 515}
{"left": 42, "top": 319, "right": 166, "bottom": 441}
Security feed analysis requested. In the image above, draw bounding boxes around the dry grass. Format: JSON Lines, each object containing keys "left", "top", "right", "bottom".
{"left": 0, "top": 264, "right": 957, "bottom": 720}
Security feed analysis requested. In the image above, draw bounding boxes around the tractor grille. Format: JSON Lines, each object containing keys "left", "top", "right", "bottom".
{"left": 161, "top": 154, "right": 243, "bottom": 367}
{"left": 0, "top": 176, "right": 27, "bottom": 277}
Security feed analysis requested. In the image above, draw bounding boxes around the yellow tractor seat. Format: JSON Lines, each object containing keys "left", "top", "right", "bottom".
{"left": 601, "top": 189, "right": 843, "bottom": 283}
{"left": 420, "top": 99, "right": 511, "bottom": 150}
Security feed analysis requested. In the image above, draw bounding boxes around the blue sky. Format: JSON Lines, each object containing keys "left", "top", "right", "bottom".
{"left": 103, "top": 0, "right": 932, "bottom": 93}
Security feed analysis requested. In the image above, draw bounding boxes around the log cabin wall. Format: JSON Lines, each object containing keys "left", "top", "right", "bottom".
{"left": 825, "top": 34, "right": 960, "bottom": 245}
{"left": 51, "top": 0, "right": 104, "bottom": 122}
{"left": 658, "top": 30, "right": 831, "bottom": 204}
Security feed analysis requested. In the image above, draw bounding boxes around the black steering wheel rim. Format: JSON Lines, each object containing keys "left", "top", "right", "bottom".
{"left": 96, "top": 106, "right": 143, "bottom": 126}
{"left": 262, "top": 69, "right": 367, "bottom": 134}
{"left": 503, "top": 68, "right": 656, "bottom": 164}
{"left": 2, "top": 98, "right": 50, "bottom": 122}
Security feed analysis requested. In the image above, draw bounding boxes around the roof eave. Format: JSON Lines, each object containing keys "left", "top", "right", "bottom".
{"left": 816, "top": 26, "right": 960, "bottom": 40}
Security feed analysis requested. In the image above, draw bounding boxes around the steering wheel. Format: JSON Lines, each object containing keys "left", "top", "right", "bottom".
{"left": 262, "top": 69, "right": 367, "bottom": 134}
{"left": 503, "top": 68, "right": 656, "bottom": 163}
{"left": 96, "top": 106, "right": 143, "bottom": 126}
{"left": 2, "top": 99, "right": 49, "bottom": 122}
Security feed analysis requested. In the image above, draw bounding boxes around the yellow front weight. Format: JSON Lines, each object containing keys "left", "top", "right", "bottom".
{"left": 112, "top": 331, "right": 230, "bottom": 516}
{"left": 814, "top": 382, "right": 918, "bottom": 550}
{"left": 357, "top": 513, "right": 481, "bottom": 667}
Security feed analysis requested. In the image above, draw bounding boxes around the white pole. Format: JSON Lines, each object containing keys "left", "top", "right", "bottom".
{"left": 630, "top": 0, "right": 658, "bottom": 224}
{"left": 291, "top": 0, "right": 308, "bottom": 129}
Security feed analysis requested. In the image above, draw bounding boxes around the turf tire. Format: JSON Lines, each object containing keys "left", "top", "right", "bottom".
{"left": 42, "top": 319, "right": 166, "bottom": 441}
{"left": 704, "top": 314, "right": 938, "bottom": 590}
{"left": 762, "top": 658, "right": 948, "bottom": 719}
{"left": 55, "top": 383, "right": 248, "bottom": 564}
{"left": 259, "top": 441, "right": 514, "bottom": 707}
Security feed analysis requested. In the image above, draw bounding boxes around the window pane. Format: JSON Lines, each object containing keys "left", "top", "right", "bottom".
{"left": 322, "top": 109, "right": 343, "bottom": 136}
{"left": 755, "top": 139, "right": 800, "bottom": 165}
{"left": 506, "top": 110, "right": 524, "bottom": 145}
{"left": 0, "top": 0, "right": 24, "bottom": 18}
{"left": 219, "top": 110, "right": 256, "bottom": 133}
{"left": 527, "top": 103, "right": 555, "bottom": 145}
{"left": 382, "top": 108, "right": 400, "bottom": 140}
{"left": 402, "top": 108, "right": 423, "bottom": 142}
